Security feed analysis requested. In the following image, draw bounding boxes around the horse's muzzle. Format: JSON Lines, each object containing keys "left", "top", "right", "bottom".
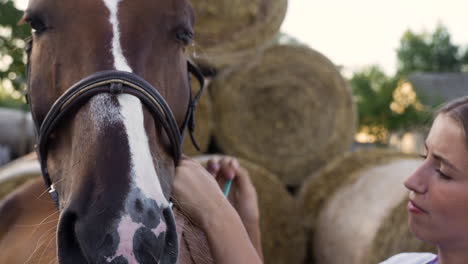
{"left": 56, "top": 201, "right": 178, "bottom": 264}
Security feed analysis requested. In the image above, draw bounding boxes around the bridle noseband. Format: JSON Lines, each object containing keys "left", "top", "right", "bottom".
{"left": 26, "top": 61, "right": 205, "bottom": 205}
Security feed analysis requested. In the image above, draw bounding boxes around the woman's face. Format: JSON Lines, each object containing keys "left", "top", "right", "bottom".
{"left": 405, "top": 114, "right": 468, "bottom": 248}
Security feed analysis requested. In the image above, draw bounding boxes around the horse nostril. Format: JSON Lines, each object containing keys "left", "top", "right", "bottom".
{"left": 57, "top": 211, "right": 88, "bottom": 263}
{"left": 135, "top": 198, "right": 143, "bottom": 213}
{"left": 159, "top": 208, "right": 179, "bottom": 263}
{"left": 134, "top": 227, "right": 164, "bottom": 263}
{"left": 103, "top": 233, "right": 114, "bottom": 247}
{"left": 147, "top": 209, "right": 156, "bottom": 222}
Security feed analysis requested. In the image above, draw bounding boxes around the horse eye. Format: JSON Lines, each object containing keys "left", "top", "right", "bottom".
{"left": 26, "top": 16, "right": 48, "bottom": 34}
{"left": 176, "top": 29, "right": 193, "bottom": 46}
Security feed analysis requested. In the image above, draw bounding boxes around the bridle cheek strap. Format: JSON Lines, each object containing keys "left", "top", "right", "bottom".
{"left": 184, "top": 61, "right": 205, "bottom": 150}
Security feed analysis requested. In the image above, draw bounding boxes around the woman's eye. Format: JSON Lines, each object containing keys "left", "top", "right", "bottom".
{"left": 176, "top": 29, "right": 193, "bottom": 45}
{"left": 436, "top": 169, "right": 452, "bottom": 180}
{"left": 419, "top": 154, "right": 427, "bottom": 160}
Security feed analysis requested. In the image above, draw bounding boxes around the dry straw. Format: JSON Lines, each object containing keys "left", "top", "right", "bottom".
{"left": 298, "top": 149, "right": 435, "bottom": 264}
{"left": 194, "top": 155, "right": 306, "bottom": 264}
{"left": 211, "top": 44, "right": 356, "bottom": 186}
{"left": 367, "top": 199, "right": 435, "bottom": 264}
{"left": 189, "top": 0, "right": 287, "bottom": 69}
{"left": 182, "top": 78, "right": 213, "bottom": 156}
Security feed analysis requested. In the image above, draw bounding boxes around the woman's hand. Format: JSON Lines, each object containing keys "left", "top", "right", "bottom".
{"left": 206, "top": 157, "right": 260, "bottom": 228}
{"left": 172, "top": 157, "right": 231, "bottom": 228}
{"left": 173, "top": 156, "right": 263, "bottom": 264}
{"left": 205, "top": 156, "right": 263, "bottom": 260}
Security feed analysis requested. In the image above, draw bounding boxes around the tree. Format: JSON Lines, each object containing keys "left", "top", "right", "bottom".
{"left": 396, "top": 24, "right": 462, "bottom": 76}
{"left": 350, "top": 66, "right": 431, "bottom": 142}
{"left": 0, "top": 0, "right": 29, "bottom": 110}
{"left": 461, "top": 48, "right": 468, "bottom": 71}
{"left": 352, "top": 24, "right": 466, "bottom": 142}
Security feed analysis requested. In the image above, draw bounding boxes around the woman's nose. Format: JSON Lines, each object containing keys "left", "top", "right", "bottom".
{"left": 404, "top": 164, "right": 428, "bottom": 194}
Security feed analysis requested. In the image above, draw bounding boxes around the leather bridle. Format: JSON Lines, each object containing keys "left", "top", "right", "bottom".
{"left": 26, "top": 40, "right": 205, "bottom": 204}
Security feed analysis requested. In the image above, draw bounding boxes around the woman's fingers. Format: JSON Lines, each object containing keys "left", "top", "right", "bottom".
{"left": 202, "top": 156, "right": 253, "bottom": 198}
{"left": 220, "top": 157, "right": 238, "bottom": 180}
{"left": 206, "top": 157, "right": 221, "bottom": 175}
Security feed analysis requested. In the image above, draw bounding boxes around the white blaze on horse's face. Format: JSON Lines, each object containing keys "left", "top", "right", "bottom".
{"left": 102, "top": 0, "right": 132, "bottom": 72}
{"left": 100, "top": 0, "right": 169, "bottom": 208}
{"left": 106, "top": 215, "right": 168, "bottom": 263}
{"left": 97, "top": 2, "right": 171, "bottom": 259}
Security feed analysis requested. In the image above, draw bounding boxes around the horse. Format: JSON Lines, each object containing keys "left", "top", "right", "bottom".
{"left": 0, "top": 0, "right": 211, "bottom": 263}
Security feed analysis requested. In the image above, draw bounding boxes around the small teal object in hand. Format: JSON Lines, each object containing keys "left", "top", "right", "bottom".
{"left": 223, "top": 179, "right": 232, "bottom": 197}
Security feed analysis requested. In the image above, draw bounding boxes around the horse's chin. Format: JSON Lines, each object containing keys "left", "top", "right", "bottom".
{"left": 56, "top": 206, "right": 179, "bottom": 264}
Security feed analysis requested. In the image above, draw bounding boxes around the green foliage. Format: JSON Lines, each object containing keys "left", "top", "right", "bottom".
{"left": 461, "top": 48, "right": 468, "bottom": 71}
{"left": 351, "top": 66, "right": 393, "bottom": 126}
{"left": 396, "top": 24, "right": 463, "bottom": 76}
{"left": 0, "top": 0, "right": 29, "bottom": 109}
{"left": 352, "top": 23, "right": 465, "bottom": 141}
{"left": 0, "top": 90, "right": 28, "bottom": 110}
{"left": 351, "top": 66, "right": 432, "bottom": 141}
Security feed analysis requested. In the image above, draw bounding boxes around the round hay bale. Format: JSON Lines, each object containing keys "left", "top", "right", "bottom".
{"left": 194, "top": 155, "right": 306, "bottom": 264}
{"left": 211, "top": 45, "right": 356, "bottom": 186}
{"left": 182, "top": 78, "right": 213, "bottom": 156}
{"left": 367, "top": 199, "right": 435, "bottom": 264}
{"left": 299, "top": 149, "right": 406, "bottom": 233}
{"left": 0, "top": 152, "right": 40, "bottom": 200}
{"left": 299, "top": 149, "right": 435, "bottom": 264}
{"left": 190, "top": 0, "right": 287, "bottom": 69}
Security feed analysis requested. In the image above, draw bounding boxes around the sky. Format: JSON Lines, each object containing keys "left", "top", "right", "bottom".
{"left": 281, "top": 0, "right": 468, "bottom": 76}
{"left": 15, "top": 0, "right": 468, "bottom": 76}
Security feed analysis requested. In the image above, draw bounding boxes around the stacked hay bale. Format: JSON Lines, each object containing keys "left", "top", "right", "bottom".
{"left": 210, "top": 45, "right": 356, "bottom": 186}
{"left": 0, "top": 152, "right": 40, "bottom": 200}
{"left": 190, "top": 0, "right": 288, "bottom": 69}
{"left": 194, "top": 155, "right": 306, "bottom": 264}
{"left": 299, "top": 149, "right": 435, "bottom": 264}
{"left": 186, "top": 2, "right": 359, "bottom": 261}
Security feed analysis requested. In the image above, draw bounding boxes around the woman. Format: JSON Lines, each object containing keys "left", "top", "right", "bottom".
{"left": 173, "top": 156, "right": 263, "bottom": 264}
{"left": 382, "top": 96, "right": 468, "bottom": 264}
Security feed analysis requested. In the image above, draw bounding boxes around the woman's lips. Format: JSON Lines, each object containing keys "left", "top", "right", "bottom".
{"left": 407, "top": 200, "right": 428, "bottom": 214}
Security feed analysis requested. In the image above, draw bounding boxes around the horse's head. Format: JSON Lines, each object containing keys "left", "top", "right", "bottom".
{"left": 22, "top": 0, "right": 199, "bottom": 262}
